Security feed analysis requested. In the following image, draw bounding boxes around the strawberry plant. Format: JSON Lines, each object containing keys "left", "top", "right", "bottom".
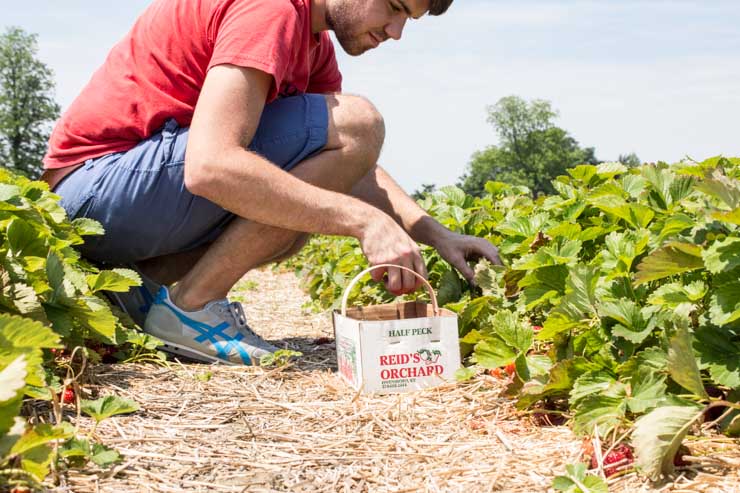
{"left": 288, "top": 156, "right": 740, "bottom": 482}
{"left": 0, "top": 168, "right": 156, "bottom": 489}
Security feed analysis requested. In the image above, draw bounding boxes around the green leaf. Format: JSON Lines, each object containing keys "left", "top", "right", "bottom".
{"left": 491, "top": 311, "right": 533, "bottom": 353}
{"left": 0, "top": 354, "right": 28, "bottom": 402}
{"left": 632, "top": 404, "right": 703, "bottom": 481}
{"left": 519, "top": 265, "right": 567, "bottom": 310}
{"left": 68, "top": 297, "right": 119, "bottom": 341}
{"left": 627, "top": 369, "right": 667, "bottom": 414}
{"left": 596, "top": 161, "right": 627, "bottom": 178}
{"left": 693, "top": 327, "right": 740, "bottom": 389}
{"left": 454, "top": 366, "right": 477, "bottom": 381}
{"left": 618, "top": 347, "right": 669, "bottom": 377}
{"left": 708, "top": 281, "right": 740, "bottom": 326}
{"left": 0, "top": 396, "right": 23, "bottom": 438}
{"left": 552, "top": 462, "right": 608, "bottom": 493}
{"left": 6, "top": 218, "right": 47, "bottom": 257}
{"left": 19, "top": 444, "right": 53, "bottom": 480}
{"left": 634, "top": 242, "right": 704, "bottom": 286}
{"left": 86, "top": 268, "right": 141, "bottom": 294}
{"left": 600, "top": 230, "right": 649, "bottom": 279}
{"left": 0, "top": 313, "right": 61, "bottom": 350}
{"left": 0, "top": 417, "right": 26, "bottom": 458}
{"left": 513, "top": 239, "right": 582, "bottom": 271}
{"left": 45, "top": 251, "right": 66, "bottom": 303}
{"left": 72, "top": 217, "right": 105, "bottom": 236}
{"left": 90, "top": 442, "right": 121, "bottom": 467}
{"left": 599, "top": 300, "right": 652, "bottom": 344}
{"left": 648, "top": 281, "right": 707, "bottom": 307}
{"left": 711, "top": 208, "right": 740, "bottom": 226}
{"left": 437, "top": 268, "right": 462, "bottom": 306}
{"left": 539, "top": 265, "right": 600, "bottom": 339}
{"left": 59, "top": 437, "right": 92, "bottom": 459}
{"left": 696, "top": 168, "right": 740, "bottom": 209}
{"left": 472, "top": 339, "right": 517, "bottom": 369}
{"left": 10, "top": 422, "right": 74, "bottom": 456}
{"left": 703, "top": 237, "right": 740, "bottom": 274}
{"left": 570, "top": 371, "right": 615, "bottom": 406}
{"left": 572, "top": 394, "right": 627, "bottom": 436}
{"left": 667, "top": 324, "right": 709, "bottom": 399}
{"left": 658, "top": 214, "right": 694, "bottom": 242}
{"left": 80, "top": 395, "right": 140, "bottom": 423}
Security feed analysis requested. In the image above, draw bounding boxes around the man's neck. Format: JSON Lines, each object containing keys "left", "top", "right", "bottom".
{"left": 310, "top": 0, "right": 329, "bottom": 34}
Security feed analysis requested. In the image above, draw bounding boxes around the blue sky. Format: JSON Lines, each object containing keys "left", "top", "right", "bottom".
{"left": 5, "top": 0, "right": 740, "bottom": 192}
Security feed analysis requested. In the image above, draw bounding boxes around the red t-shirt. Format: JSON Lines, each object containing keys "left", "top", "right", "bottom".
{"left": 43, "top": 0, "right": 342, "bottom": 170}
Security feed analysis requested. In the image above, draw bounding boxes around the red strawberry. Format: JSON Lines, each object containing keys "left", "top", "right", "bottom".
{"left": 11, "top": 487, "right": 31, "bottom": 493}
{"left": 62, "top": 388, "right": 75, "bottom": 404}
{"left": 504, "top": 363, "right": 516, "bottom": 376}
{"left": 532, "top": 325, "right": 543, "bottom": 332}
{"left": 591, "top": 443, "right": 634, "bottom": 477}
{"left": 486, "top": 368, "right": 505, "bottom": 378}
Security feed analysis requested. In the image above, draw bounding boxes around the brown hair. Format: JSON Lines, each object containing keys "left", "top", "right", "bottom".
{"left": 429, "top": 0, "right": 453, "bottom": 16}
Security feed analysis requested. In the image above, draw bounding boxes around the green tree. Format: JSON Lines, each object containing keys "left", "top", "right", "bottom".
{"left": 458, "top": 96, "right": 597, "bottom": 197}
{"left": 0, "top": 27, "right": 60, "bottom": 178}
{"left": 618, "top": 152, "right": 641, "bottom": 168}
{"left": 412, "top": 183, "right": 437, "bottom": 201}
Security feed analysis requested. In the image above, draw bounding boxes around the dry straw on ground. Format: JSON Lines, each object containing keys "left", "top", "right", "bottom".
{"left": 52, "top": 268, "right": 739, "bottom": 492}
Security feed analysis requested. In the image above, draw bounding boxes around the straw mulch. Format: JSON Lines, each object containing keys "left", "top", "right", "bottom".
{"left": 54, "top": 268, "right": 739, "bottom": 493}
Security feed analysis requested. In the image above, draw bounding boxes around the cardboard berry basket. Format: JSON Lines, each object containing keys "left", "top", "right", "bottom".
{"left": 332, "top": 264, "right": 461, "bottom": 394}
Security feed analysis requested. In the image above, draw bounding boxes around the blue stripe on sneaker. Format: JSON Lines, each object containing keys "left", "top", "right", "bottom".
{"left": 154, "top": 288, "right": 252, "bottom": 364}
{"left": 138, "top": 286, "right": 155, "bottom": 315}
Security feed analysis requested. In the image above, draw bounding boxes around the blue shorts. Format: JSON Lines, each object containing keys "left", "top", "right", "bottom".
{"left": 55, "top": 94, "right": 328, "bottom": 265}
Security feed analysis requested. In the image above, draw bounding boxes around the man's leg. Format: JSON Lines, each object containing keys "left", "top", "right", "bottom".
{"left": 143, "top": 93, "right": 385, "bottom": 311}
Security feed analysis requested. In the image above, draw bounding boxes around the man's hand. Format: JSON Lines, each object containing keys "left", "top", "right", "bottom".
{"left": 359, "top": 209, "right": 428, "bottom": 296}
{"left": 433, "top": 230, "right": 502, "bottom": 285}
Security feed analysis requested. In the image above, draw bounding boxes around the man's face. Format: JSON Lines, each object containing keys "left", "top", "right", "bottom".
{"left": 326, "top": 0, "right": 430, "bottom": 56}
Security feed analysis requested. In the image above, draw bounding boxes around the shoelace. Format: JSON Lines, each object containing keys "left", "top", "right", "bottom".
{"left": 220, "top": 301, "right": 259, "bottom": 338}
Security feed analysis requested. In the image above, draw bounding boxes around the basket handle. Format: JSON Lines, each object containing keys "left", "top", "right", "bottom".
{"left": 340, "top": 264, "right": 439, "bottom": 317}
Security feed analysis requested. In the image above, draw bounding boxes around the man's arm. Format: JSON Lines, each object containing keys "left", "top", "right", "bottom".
{"left": 351, "top": 165, "right": 502, "bottom": 282}
{"left": 186, "top": 65, "right": 425, "bottom": 290}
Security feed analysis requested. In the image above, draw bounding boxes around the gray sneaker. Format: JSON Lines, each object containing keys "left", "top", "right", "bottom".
{"left": 144, "top": 286, "right": 277, "bottom": 365}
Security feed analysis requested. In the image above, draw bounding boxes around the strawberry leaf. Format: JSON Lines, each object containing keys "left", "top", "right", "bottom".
{"left": 667, "top": 324, "right": 709, "bottom": 399}
{"left": 572, "top": 393, "right": 627, "bottom": 436}
{"left": 632, "top": 404, "right": 703, "bottom": 481}
{"left": 634, "top": 242, "right": 704, "bottom": 286}
{"left": 80, "top": 395, "right": 139, "bottom": 423}
{"left": 702, "top": 237, "right": 740, "bottom": 274}
{"left": 693, "top": 326, "right": 740, "bottom": 389}
{"left": 86, "top": 268, "right": 141, "bottom": 294}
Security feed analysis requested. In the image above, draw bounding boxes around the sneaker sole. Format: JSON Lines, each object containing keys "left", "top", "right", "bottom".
{"left": 155, "top": 338, "right": 240, "bottom": 366}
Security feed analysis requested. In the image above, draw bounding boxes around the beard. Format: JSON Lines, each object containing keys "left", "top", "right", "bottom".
{"left": 326, "top": 0, "right": 370, "bottom": 56}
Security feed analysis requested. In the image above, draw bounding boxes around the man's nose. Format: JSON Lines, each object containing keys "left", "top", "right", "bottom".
{"left": 385, "top": 16, "right": 407, "bottom": 41}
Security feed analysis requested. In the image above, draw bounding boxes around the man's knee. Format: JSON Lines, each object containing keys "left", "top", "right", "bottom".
{"left": 326, "top": 94, "right": 385, "bottom": 160}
